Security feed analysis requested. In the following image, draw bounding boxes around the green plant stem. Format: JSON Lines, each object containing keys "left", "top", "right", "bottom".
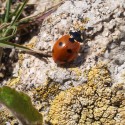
{"left": 4, "top": 0, "right": 12, "bottom": 23}
{"left": 11, "top": 0, "right": 28, "bottom": 26}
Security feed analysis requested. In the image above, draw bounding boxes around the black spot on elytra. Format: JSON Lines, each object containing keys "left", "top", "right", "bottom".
{"left": 59, "top": 42, "right": 63, "bottom": 46}
{"left": 69, "top": 38, "right": 75, "bottom": 43}
{"left": 67, "top": 49, "right": 72, "bottom": 53}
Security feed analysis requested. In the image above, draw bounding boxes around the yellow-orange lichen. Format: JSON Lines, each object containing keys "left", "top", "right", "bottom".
{"left": 48, "top": 64, "right": 125, "bottom": 125}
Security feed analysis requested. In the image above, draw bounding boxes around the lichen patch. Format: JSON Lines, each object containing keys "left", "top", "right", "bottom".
{"left": 48, "top": 65, "right": 125, "bottom": 125}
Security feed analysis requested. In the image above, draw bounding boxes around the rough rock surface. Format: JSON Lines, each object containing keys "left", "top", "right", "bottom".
{"left": 1, "top": 0, "right": 125, "bottom": 124}
{"left": 48, "top": 64, "right": 125, "bottom": 125}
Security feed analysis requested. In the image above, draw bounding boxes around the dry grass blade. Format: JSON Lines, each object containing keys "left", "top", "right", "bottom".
{"left": 18, "top": 1, "right": 65, "bottom": 28}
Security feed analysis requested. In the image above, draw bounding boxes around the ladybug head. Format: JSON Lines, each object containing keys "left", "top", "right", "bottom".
{"left": 69, "top": 31, "right": 83, "bottom": 43}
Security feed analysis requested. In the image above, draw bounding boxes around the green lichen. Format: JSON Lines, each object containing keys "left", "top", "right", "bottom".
{"left": 0, "top": 86, "right": 43, "bottom": 125}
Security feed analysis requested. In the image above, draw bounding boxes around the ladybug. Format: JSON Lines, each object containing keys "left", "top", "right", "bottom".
{"left": 52, "top": 31, "right": 83, "bottom": 64}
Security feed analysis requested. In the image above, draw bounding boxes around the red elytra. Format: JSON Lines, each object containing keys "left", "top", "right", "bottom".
{"left": 52, "top": 35, "right": 80, "bottom": 64}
